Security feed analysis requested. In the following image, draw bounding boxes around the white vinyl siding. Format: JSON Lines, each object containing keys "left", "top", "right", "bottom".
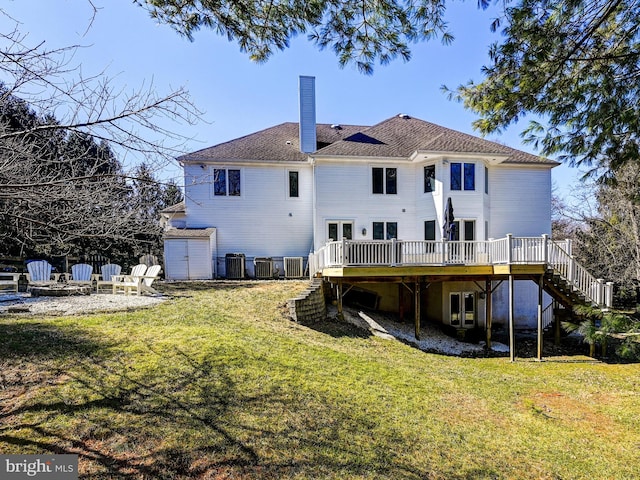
{"left": 184, "top": 163, "right": 313, "bottom": 259}
{"left": 489, "top": 167, "right": 552, "bottom": 237}
{"left": 314, "top": 160, "right": 416, "bottom": 249}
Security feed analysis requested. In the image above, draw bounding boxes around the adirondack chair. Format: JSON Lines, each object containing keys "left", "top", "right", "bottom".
{"left": 95, "top": 263, "right": 123, "bottom": 293}
{"left": 0, "top": 271, "right": 21, "bottom": 293}
{"left": 26, "top": 260, "right": 55, "bottom": 287}
{"left": 114, "top": 264, "right": 162, "bottom": 296}
{"left": 112, "top": 264, "right": 147, "bottom": 295}
{"left": 68, "top": 263, "right": 93, "bottom": 286}
{"left": 134, "top": 264, "right": 162, "bottom": 296}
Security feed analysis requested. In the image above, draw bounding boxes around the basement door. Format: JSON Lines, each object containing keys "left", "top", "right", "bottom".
{"left": 449, "top": 292, "right": 476, "bottom": 328}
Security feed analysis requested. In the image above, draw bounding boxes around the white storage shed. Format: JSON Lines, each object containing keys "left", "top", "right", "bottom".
{"left": 163, "top": 228, "right": 217, "bottom": 280}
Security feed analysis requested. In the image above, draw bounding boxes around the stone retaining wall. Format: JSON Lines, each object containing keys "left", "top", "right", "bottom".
{"left": 288, "top": 279, "right": 326, "bottom": 324}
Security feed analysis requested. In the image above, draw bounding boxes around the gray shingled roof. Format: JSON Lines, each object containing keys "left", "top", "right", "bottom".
{"left": 163, "top": 227, "right": 216, "bottom": 239}
{"left": 160, "top": 201, "right": 185, "bottom": 214}
{"left": 316, "top": 115, "right": 557, "bottom": 165}
{"left": 179, "top": 115, "right": 557, "bottom": 166}
{"left": 179, "top": 122, "right": 366, "bottom": 163}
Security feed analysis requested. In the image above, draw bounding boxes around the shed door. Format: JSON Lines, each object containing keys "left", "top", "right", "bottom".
{"left": 164, "top": 238, "right": 212, "bottom": 280}
{"left": 186, "top": 239, "right": 212, "bottom": 279}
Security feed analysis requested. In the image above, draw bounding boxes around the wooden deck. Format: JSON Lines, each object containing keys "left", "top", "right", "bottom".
{"left": 309, "top": 235, "right": 613, "bottom": 361}
{"left": 309, "top": 234, "right": 613, "bottom": 308}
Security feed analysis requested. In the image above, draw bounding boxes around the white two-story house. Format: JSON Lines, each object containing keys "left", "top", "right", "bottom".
{"left": 163, "top": 77, "right": 611, "bottom": 340}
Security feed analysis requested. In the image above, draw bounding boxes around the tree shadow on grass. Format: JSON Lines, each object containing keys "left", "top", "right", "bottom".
{"left": 0, "top": 320, "right": 113, "bottom": 360}
{"left": 159, "top": 280, "right": 307, "bottom": 294}
{"left": 0, "top": 340, "right": 443, "bottom": 479}
{"left": 303, "top": 317, "right": 374, "bottom": 340}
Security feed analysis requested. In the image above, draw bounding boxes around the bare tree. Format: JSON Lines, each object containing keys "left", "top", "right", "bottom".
{"left": 559, "top": 166, "right": 640, "bottom": 306}
{"left": 0, "top": 9, "right": 200, "bottom": 257}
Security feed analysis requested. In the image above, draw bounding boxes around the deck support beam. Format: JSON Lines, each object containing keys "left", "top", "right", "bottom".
{"left": 485, "top": 279, "right": 492, "bottom": 350}
{"left": 337, "top": 279, "right": 344, "bottom": 320}
{"left": 414, "top": 279, "right": 421, "bottom": 340}
{"left": 554, "top": 302, "right": 562, "bottom": 346}
{"left": 537, "top": 274, "right": 544, "bottom": 361}
{"left": 509, "top": 274, "right": 515, "bottom": 362}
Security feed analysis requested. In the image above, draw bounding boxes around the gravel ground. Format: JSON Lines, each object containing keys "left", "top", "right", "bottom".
{"left": 336, "top": 306, "right": 511, "bottom": 356}
{"left": 0, "top": 292, "right": 166, "bottom": 316}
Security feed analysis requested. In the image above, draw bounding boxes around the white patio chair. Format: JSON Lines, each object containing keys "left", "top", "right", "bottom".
{"left": 95, "top": 263, "right": 122, "bottom": 293}
{"left": 0, "top": 271, "right": 21, "bottom": 293}
{"left": 112, "top": 264, "right": 147, "bottom": 295}
{"left": 135, "top": 264, "right": 162, "bottom": 296}
{"left": 120, "top": 264, "right": 162, "bottom": 296}
{"left": 69, "top": 263, "right": 93, "bottom": 286}
{"left": 26, "top": 260, "right": 56, "bottom": 288}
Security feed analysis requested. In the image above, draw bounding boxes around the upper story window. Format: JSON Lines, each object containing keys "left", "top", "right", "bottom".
{"left": 424, "top": 165, "right": 436, "bottom": 193}
{"left": 484, "top": 166, "right": 489, "bottom": 194}
{"left": 372, "top": 167, "right": 397, "bottom": 194}
{"left": 289, "top": 171, "right": 299, "bottom": 198}
{"left": 450, "top": 162, "right": 475, "bottom": 191}
{"left": 214, "top": 168, "right": 241, "bottom": 196}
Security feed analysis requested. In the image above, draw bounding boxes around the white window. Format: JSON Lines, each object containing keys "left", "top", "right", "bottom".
{"left": 372, "top": 167, "right": 397, "bottom": 194}
{"left": 450, "top": 162, "right": 475, "bottom": 191}
{"left": 373, "top": 222, "right": 398, "bottom": 240}
{"left": 288, "top": 171, "right": 299, "bottom": 198}
{"left": 424, "top": 165, "right": 436, "bottom": 193}
{"left": 213, "top": 168, "right": 241, "bottom": 196}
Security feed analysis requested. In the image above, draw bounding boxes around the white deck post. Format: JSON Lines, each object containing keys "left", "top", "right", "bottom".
{"left": 596, "top": 279, "right": 604, "bottom": 306}
{"left": 542, "top": 234, "right": 549, "bottom": 264}
{"left": 391, "top": 238, "right": 398, "bottom": 266}
{"left": 341, "top": 238, "right": 347, "bottom": 266}
{"left": 565, "top": 238, "right": 573, "bottom": 256}
{"left": 606, "top": 282, "right": 614, "bottom": 308}
{"left": 507, "top": 233, "right": 513, "bottom": 265}
{"left": 567, "top": 256, "right": 575, "bottom": 284}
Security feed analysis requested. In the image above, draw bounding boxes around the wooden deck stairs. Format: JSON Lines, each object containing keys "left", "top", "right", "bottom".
{"left": 543, "top": 268, "right": 589, "bottom": 310}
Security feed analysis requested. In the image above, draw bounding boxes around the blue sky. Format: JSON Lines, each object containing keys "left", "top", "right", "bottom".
{"left": 2, "top": 0, "right": 581, "bottom": 198}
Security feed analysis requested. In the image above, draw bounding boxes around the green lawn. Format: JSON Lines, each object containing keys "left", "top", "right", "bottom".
{"left": 1, "top": 281, "right": 639, "bottom": 479}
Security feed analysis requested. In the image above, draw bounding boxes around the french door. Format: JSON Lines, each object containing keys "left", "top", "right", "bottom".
{"left": 328, "top": 221, "right": 353, "bottom": 241}
{"left": 450, "top": 292, "right": 476, "bottom": 328}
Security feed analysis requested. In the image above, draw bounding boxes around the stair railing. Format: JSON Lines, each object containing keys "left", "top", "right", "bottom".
{"left": 546, "top": 240, "right": 613, "bottom": 307}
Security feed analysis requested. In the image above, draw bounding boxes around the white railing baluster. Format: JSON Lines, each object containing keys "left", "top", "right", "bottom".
{"left": 313, "top": 236, "right": 611, "bottom": 307}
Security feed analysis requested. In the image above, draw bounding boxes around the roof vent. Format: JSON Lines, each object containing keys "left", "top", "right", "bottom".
{"left": 285, "top": 140, "right": 292, "bottom": 145}
{"left": 398, "top": 113, "right": 410, "bottom": 119}
{"left": 330, "top": 124, "right": 342, "bottom": 130}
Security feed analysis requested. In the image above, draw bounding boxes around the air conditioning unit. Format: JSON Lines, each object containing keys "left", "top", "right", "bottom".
{"left": 284, "top": 257, "right": 304, "bottom": 278}
{"left": 254, "top": 257, "right": 273, "bottom": 279}
{"left": 225, "top": 253, "right": 245, "bottom": 279}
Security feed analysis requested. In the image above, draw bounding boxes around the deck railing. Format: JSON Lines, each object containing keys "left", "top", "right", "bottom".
{"left": 309, "top": 234, "right": 613, "bottom": 308}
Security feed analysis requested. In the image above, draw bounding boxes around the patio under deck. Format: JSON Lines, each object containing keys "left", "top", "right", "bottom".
{"left": 309, "top": 235, "right": 613, "bottom": 361}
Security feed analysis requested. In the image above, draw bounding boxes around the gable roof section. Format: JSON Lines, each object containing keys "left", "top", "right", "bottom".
{"left": 179, "top": 122, "right": 366, "bottom": 163}
{"left": 160, "top": 201, "right": 185, "bottom": 214}
{"left": 179, "top": 115, "right": 558, "bottom": 166}
{"left": 316, "top": 115, "right": 558, "bottom": 165}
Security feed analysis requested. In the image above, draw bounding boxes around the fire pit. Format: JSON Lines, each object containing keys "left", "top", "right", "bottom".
{"left": 30, "top": 285, "right": 92, "bottom": 297}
